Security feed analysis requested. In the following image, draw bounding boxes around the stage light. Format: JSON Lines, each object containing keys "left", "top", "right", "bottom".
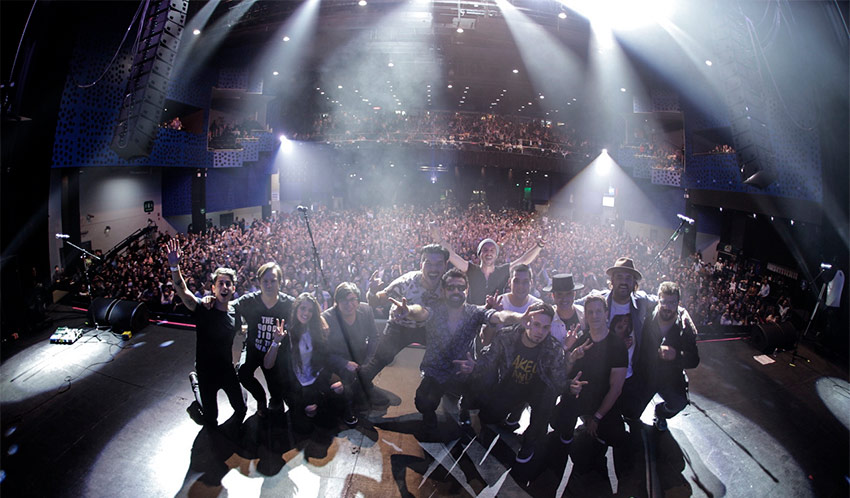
{"left": 447, "top": 84, "right": 453, "bottom": 88}
{"left": 558, "top": 12, "right": 567, "bottom": 19}
{"left": 283, "top": 36, "right": 290, "bottom": 42}
{"left": 272, "top": 71, "right": 279, "bottom": 76}
{"left": 192, "top": 29, "right": 201, "bottom": 36}
{"left": 279, "top": 135, "right": 293, "bottom": 154}
{"left": 620, "top": 87, "right": 627, "bottom": 92}
{"left": 602, "top": 148, "right": 608, "bottom": 154}
{"left": 512, "top": 69, "right": 519, "bottom": 74}
{"left": 388, "top": 62, "right": 394, "bottom": 67}
{"left": 457, "top": 27, "right": 464, "bottom": 33}
{"left": 705, "top": 59, "right": 713, "bottom": 66}
{"left": 565, "top": 0, "right": 674, "bottom": 30}
{"left": 358, "top": 0, "right": 367, "bottom": 5}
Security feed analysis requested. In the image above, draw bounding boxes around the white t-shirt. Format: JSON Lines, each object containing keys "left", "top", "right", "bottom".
{"left": 294, "top": 333, "right": 318, "bottom": 386}
{"left": 496, "top": 293, "right": 542, "bottom": 313}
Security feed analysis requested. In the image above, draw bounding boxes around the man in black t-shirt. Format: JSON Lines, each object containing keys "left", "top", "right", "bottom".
{"left": 232, "top": 262, "right": 294, "bottom": 417}
{"left": 555, "top": 292, "right": 628, "bottom": 448}
{"left": 166, "top": 239, "right": 246, "bottom": 427}
{"left": 460, "top": 303, "right": 570, "bottom": 464}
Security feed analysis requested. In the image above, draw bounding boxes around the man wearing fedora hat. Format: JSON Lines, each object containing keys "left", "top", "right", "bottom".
{"left": 430, "top": 223, "right": 545, "bottom": 305}
{"left": 545, "top": 273, "right": 586, "bottom": 349}
{"left": 577, "top": 257, "right": 656, "bottom": 382}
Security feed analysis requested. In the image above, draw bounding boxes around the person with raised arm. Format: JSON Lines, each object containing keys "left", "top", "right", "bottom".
{"left": 165, "top": 238, "right": 246, "bottom": 428}
{"left": 430, "top": 222, "right": 545, "bottom": 305}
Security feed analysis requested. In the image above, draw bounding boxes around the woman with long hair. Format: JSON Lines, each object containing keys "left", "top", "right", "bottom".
{"left": 265, "top": 292, "right": 344, "bottom": 431}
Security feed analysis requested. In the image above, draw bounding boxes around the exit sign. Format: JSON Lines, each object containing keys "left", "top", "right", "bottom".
{"left": 144, "top": 201, "right": 154, "bottom": 213}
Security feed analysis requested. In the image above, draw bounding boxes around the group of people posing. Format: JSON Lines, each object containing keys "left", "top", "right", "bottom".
{"left": 162, "top": 231, "right": 700, "bottom": 469}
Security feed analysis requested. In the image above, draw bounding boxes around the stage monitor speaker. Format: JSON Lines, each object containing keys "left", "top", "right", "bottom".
{"left": 108, "top": 300, "right": 150, "bottom": 334}
{"left": 88, "top": 297, "right": 118, "bottom": 327}
{"left": 751, "top": 321, "right": 797, "bottom": 353}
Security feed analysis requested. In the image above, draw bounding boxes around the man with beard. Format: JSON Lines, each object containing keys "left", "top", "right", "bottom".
{"left": 431, "top": 223, "right": 545, "bottom": 305}
{"left": 389, "top": 269, "right": 532, "bottom": 431}
{"left": 166, "top": 239, "right": 246, "bottom": 427}
{"left": 457, "top": 302, "right": 583, "bottom": 463}
{"left": 360, "top": 244, "right": 449, "bottom": 403}
{"left": 619, "top": 282, "right": 699, "bottom": 431}
{"left": 577, "top": 258, "right": 656, "bottom": 382}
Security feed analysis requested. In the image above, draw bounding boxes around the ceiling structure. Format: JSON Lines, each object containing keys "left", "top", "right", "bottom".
{"left": 201, "top": 0, "right": 611, "bottom": 120}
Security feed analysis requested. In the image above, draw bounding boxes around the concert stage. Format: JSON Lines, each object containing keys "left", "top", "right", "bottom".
{"left": 1, "top": 305, "right": 847, "bottom": 497}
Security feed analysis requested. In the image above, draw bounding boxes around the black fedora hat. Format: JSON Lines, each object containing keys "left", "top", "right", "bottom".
{"left": 542, "top": 273, "right": 585, "bottom": 293}
{"left": 605, "top": 257, "right": 643, "bottom": 281}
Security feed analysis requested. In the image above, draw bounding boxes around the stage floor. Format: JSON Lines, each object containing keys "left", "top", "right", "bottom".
{"left": 1, "top": 306, "right": 847, "bottom": 497}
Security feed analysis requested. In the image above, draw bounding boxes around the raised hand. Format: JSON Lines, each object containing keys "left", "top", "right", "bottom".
{"left": 388, "top": 297, "right": 409, "bottom": 320}
{"left": 452, "top": 352, "right": 476, "bottom": 376}
{"left": 164, "top": 239, "right": 181, "bottom": 267}
{"left": 569, "top": 338, "right": 594, "bottom": 364}
{"left": 272, "top": 318, "right": 287, "bottom": 344}
{"left": 569, "top": 371, "right": 587, "bottom": 398}
{"left": 368, "top": 269, "right": 384, "bottom": 293}
{"left": 428, "top": 220, "right": 442, "bottom": 243}
{"left": 486, "top": 293, "right": 504, "bottom": 311}
{"left": 564, "top": 323, "right": 581, "bottom": 351}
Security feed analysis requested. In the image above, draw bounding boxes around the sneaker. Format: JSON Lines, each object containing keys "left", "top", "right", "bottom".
{"left": 344, "top": 406, "right": 358, "bottom": 427}
{"left": 516, "top": 441, "right": 535, "bottom": 464}
{"left": 654, "top": 416, "right": 668, "bottom": 431}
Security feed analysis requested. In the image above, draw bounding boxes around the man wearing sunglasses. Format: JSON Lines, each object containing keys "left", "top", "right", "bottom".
{"left": 389, "top": 268, "right": 530, "bottom": 433}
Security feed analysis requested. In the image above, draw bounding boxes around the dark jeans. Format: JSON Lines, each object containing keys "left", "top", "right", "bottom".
{"left": 555, "top": 395, "right": 626, "bottom": 446}
{"left": 414, "top": 375, "right": 468, "bottom": 416}
{"left": 197, "top": 365, "right": 246, "bottom": 426}
{"left": 617, "top": 374, "right": 689, "bottom": 422}
{"left": 285, "top": 376, "right": 344, "bottom": 428}
{"left": 237, "top": 346, "right": 288, "bottom": 409}
{"left": 478, "top": 385, "right": 556, "bottom": 445}
{"left": 359, "top": 322, "right": 426, "bottom": 384}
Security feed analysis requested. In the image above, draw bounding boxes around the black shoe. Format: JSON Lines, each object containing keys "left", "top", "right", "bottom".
{"left": 423, "top": 411, "right": 438, "bottom": 429}
{"left": 516, "top": 440, "right": 535, "bottom": 464}
{"left": 654, "top": 405, "right": 668, "bottom": 431}
{"left": 368, "top": 387, "right": 390, "bottom": 406}
{"left": 344, "top": 406, "right": 358, "bottom": 427}
{"left": 458, "top": 409, "right": 471, "bottom": 427}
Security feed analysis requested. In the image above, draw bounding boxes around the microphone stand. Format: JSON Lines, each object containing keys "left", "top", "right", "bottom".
{"left": 297, "top": 208, "right": 330, "bottom": 307}
{"left": 647, "top": 218, "right": 689, "bottom": 273}
{"left": 60, "top": 239, "right": 101, "bottom": 300}
{"left": 789, "top": 267, "right": 828, "bottom": 366}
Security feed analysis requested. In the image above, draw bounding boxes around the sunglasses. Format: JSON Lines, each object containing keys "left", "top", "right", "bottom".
{"left": 444, "top": 284, "right": 467, "bottom": 291}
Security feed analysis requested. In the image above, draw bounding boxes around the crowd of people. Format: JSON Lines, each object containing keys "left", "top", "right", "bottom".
{"left": 56, "top": 202, "right": 805, "bottom": 488}
{"left": 76, "top": 203, "right": 793, "bottom": 330}
{"left": 288, "top": 110, "right": 593, "bottom": 158}
{"left": 208, "top": 117, "right": 269, "bottom": 149}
